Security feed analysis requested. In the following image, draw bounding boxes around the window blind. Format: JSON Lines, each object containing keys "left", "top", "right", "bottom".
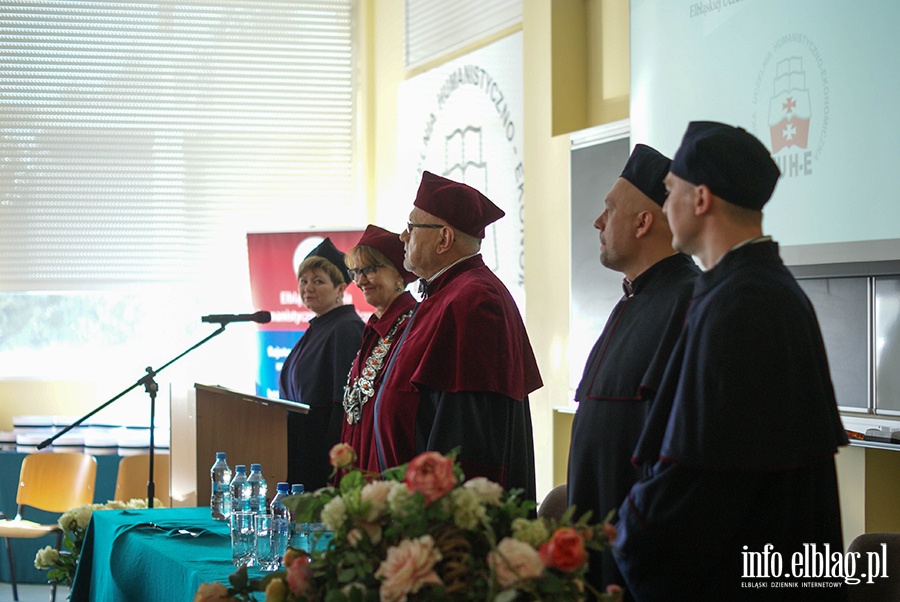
{"left": 0, "top": 0, "right": 357, "bottom": 291}
{"left": 404, "top": 0, "right": 521, "bottom": 69}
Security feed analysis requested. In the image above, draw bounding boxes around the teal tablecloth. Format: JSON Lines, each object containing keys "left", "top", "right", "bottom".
{"left": 71, "top": 506, "right": 265, "bottom": 602}
{"left": 0, "top": 451, "right": 119, "bottom": 585}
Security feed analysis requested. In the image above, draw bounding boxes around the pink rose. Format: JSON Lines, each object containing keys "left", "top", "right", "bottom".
{"left": 283, "top": 547, "right": 305, "bottom": 567}
{"left": 538, "top": 527, "right": 588, "bottom": 572}
{"left": 285, "top": 554, "right": 314, "bottom": 598}
{"left": 488, "top": 537, "right": 545, "bottom": 588}
{"left": 329, "top": 443, "right": 357, "bottom": 469}
{"left": 374, "top": 535, "right": 443, "bottom": 602}
{"left": 347, "top": 521, "right": 382, "bottom": 545}
{"left": 360, "top": 480, "right": 393, "bottom": 521}
{"left": 404, "top": 452, "right": 456, "bottom": 505}
{"left": 193, "top": 582, "right": 233, "bottom": 602}
{"left": 347, "top": 527, "right": 364, "bottom": 547}
{"left": 602, "top": 522, "right": 618, "bottom": 545}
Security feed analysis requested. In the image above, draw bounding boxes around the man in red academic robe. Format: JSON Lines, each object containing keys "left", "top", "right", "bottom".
{"left": 373, "top": 171, "right": 542, "bottom": 501}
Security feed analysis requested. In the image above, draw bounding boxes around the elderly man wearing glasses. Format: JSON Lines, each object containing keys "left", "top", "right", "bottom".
{"left": 367, "top": 171, "right": 542, "bottom": 501}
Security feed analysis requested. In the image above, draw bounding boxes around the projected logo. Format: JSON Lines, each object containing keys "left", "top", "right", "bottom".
{"left": 752, "top": 34, "right": 830, "bottom": 179}
{"left": 767, "top": 58, "right": 811, "bottom": 153}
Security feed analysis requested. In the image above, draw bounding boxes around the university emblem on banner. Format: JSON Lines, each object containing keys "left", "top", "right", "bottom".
{"left": 398, "top": 32, "right": 525, "bottom": 309}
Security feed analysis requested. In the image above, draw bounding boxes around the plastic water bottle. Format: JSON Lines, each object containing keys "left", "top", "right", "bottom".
{"left": 230, "top": 465, "right": 250, "bottom": 513}
{"left": 247, "top": 463, "right": 268, "bottom": 514}
{"left": 269, "top": 482, "right": 291, "bottom": 564}
{"left": 271, "top": 482, "right": 290, "bottom": 520}
{"left": 210, "top": 452, "right": 232, "bottom": 521}
{"left": 289, "top": 483, "right": 307, "bottom": 550}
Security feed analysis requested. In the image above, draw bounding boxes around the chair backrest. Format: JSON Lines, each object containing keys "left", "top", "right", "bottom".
{"left": 847, "top": 532, "right": 900, "bottom": 602}
{"left": 114, "top": 453, "right": 170, "bottom": 506}
{"left": 537, "top": 483, "right": 568, "bottom": 521}
{"left": 16, "top": 452, "right": 97, "bottom": 513}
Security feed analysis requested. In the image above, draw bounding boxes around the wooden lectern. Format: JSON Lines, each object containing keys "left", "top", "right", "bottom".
{"left": 191, "top": 384, "right": 309, "bottom": 506}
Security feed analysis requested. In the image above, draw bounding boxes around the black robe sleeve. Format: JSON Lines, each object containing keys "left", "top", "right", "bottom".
{"left": 416, "top": 389, "right": 536, "bottom": 503}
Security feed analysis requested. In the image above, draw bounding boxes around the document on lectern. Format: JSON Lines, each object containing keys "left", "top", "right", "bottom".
{"left": 194, "top": 383, "right": 310, "bottom": 414}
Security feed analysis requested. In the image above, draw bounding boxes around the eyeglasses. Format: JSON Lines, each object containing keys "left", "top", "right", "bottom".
{"left": 405, "top": 222, "right": 444, "bottom": 234}
{"left": 347, "top": 263, "right": 383, "bottom": 280}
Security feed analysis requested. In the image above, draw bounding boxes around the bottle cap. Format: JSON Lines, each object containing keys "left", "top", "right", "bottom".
{"left": 235, "top": 465, "right": 247, "bottom": 473}
{"left": 277, "top": 482, "right": 289, "bottom": 492}
{"left": 250, "top": 463, "right": 262, "bottom": 472}
{"left": 216, "top": 452, "right": 227, "bottom": 460}
{"left": 291, "top": 484, "right": 305, "bottom": 494}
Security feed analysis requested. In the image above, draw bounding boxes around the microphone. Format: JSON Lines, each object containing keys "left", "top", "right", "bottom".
{"left": 201, "top": 310, "right": 272, "bottom": 325}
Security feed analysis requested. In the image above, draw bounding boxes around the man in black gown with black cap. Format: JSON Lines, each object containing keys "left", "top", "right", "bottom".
{"left": 567, "top": 144, "right": 700, "bottom": 594}
{"left": 615, "top": 122, "right": 848, "bottom": 600}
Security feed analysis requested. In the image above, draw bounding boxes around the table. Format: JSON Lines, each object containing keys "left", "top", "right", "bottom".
{"left": 0, "top": 452, "right": 119, "bottom": 585}
{"left": 71, "top": 507, "right": 266, "bottom": 602}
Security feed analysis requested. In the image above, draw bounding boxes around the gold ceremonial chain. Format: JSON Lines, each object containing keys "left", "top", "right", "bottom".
{"left": 342, "top": 310, "right": 414, "bottom": 425}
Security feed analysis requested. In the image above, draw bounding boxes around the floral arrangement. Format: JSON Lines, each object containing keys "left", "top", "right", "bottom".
{"left": 196, "top": 445, "right": 622, "bottom": 602}
{"left": 34, "top": 497, "right": 165, "bottom": 587}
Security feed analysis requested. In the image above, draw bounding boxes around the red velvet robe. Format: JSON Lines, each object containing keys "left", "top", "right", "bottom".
{"left": 340, "top": 291, "right": 416, "bottom": 475}
{"left": 375, "top": 255, "right": 542, "bottom": 498}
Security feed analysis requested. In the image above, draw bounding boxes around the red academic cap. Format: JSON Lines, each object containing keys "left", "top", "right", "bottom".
{"left": 413, "top": 171, "right": 504, "bottom": 239}
{"left": 356, "top": 224, "right": 416, "bottom": 284}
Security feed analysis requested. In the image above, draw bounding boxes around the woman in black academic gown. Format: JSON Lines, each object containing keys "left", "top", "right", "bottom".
{"left": 279, "top": 238, "right": 363, "bottom": 490}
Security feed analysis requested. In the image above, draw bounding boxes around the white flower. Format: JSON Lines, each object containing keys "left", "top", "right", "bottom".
{"left": 463, "top": 477, "right": 504, "bottom": 506}
{"left": 488, "top": 537, "right": 545, "bottom": 588}
{"left": 33, "top": 546, "right": 59, "bottom": 570}
{"left": 124, "top": 497, "right": 165, "bottom": 509}
{"left": 359, "top": 480, "right": 394, "bottom": 522}
{"left": 320, "top": 496, "right": 347, "bottom": 531}
{"left": 449, "top": 487, "right": 485, "bottom": 530}
{"left": 511, "top": 517, "right": 550, "bottom": 548}
{"left": 58, "top": 504, "right": 94, "bottom": 532}
{"left": 386, "top": 481, "right": 413, "bottom": 517}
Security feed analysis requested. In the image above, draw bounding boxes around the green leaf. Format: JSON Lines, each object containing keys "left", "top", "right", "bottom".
{"left": 339, "top": 470, "right": 365, "bottom": 493}
{"left": 228, "top": 565, "right": 249, "bottom": 589}
{"left": 380, "top": 464, "right": 407, "bottom": 482}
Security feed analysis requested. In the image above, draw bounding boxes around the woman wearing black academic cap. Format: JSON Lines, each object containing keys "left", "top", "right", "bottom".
{"left": 279, "top": 237, "right": 363, "bottom": 491}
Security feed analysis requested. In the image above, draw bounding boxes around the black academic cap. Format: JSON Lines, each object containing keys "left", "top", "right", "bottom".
{"left": 670, "top": 121, "right": 781, "bottom": 210}
{"left": 305, "top": 237, "right": 351, "bottom": 284}
{"left": 620, "top": 144, "right": 671, "bottom": 207}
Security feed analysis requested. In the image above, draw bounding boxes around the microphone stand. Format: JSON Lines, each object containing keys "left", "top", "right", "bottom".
{"left": 39, "top": 324, "right": 229, "bottom": 508}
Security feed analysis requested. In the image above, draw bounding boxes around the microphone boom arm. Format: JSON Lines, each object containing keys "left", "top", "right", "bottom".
{"left": 38, "top": 323, "right": 229, "bottom": 508}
